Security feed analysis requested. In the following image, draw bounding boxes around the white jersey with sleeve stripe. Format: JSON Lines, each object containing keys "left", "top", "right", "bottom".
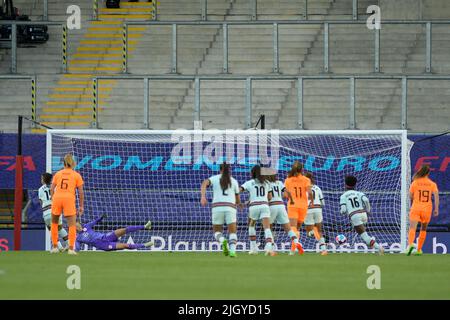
{"left": 340, "top": 189, "right": 371, "bottom": 216}
{"left": 269, "top": 181, "right": 285, "bottom": 205}
{"left": 241, "top": 179, "right": 272, "bottom": 206}
{"left": 38, "top": 184, "right": 52, "bottom": 214}
{"left": 309, "top": 184, "right": 325, "bottom": 208}
{"left": 208, "top": 174, "right": 240, "bottom": 208}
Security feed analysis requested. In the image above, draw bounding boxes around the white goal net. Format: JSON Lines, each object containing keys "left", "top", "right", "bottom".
{"left": 46, "top": 130, "right": 411, "bottom": 252}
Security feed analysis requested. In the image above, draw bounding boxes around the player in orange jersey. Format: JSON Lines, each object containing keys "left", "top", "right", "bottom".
{"left": 284, "top": 161, "right": 312, "bottom": 254}
{"left": 406, "top": 164, "right": 439, "bottom": 256}
{"left": 50, "top": 154, "right": 84, "bottom": 255}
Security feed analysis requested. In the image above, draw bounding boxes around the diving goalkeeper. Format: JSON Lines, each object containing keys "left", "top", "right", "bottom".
{"left": 75, "top": 214, "right": 154, "bottom": 251}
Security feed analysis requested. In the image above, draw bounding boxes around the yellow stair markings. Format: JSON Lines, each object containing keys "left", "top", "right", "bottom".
{"left": 99, "top": 8, "right": 153, "bottom": 13}
{"left": 88, "top": 27, "right": 146, "bottom": 32}
{"left": 40, "top": 115, "right": 92, "bottom": 120}
{"left": 80, "top": 40, "right": 138, "bottom": 45}
{"left": 46, "top": 101, "right": 107, "bottom": 106}
{"left": 43, "top": 107, "right": 103, "bottom": 113}
{"left": 91, "top": 20, "right": 124, "bottom": 25}
{"left": 73, "top": 53, "right": 123, "bottom": 58}
{"left": 41, "top": 122, "right": 91, "bottom": 127}
{"left": 58, "top": 80, "right": 117, "bottom": 85}
{"left": 61, "top": 74, "right": 124, "bottom": 78}
{"left": 85, "top": 33, "right": 142, "bottom": 39}
{"left": 62, "top": 74, "right": 94, "bottom": 78}
{"left": 31, "top": 128, "right": 47, "bottom": 133}
{"left": 70, "top": 60, "right": 122, "bottom": 65}
{"left": 41, "top": 7, "right": 148, "bottom": 131}
{"left": 98, "top": 14, "right": 152, "bottom": 19}
{"left": 54, "top": 87, "right": 112, "bottom": 92}
{"left": 46, "top": 101, "right": 92, "bottom": 106}
{"left": 67, "top": 67, "right": 123, "bottom": 72}
{"left": 49, "top": 94, "right": 109, "bottom": 99}
{"left": 77, "top": 47, "right": 135, "bottom": 52}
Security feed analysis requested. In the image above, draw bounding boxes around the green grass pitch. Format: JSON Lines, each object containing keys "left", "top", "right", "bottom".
{"left": 0, "top": 251, "right": 449, "bottom": 300}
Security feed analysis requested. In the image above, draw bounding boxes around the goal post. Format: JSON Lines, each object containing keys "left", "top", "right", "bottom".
{"left": 46, "top": 129, "right": 412, "bottom": 253}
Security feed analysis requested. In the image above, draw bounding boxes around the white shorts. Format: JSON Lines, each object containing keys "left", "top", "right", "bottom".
{"left": 350, "top": 212, "right": 368, "bottom": 227}
{"left": 212, "top": 206, "right": 237, "bottom": 225}
{"left": 269, "top": 205, "right": 289, "bottom": 225}
{"left": 43, "top": 210, "right": 62, "bottom": 227}
{"left": 304, "top": 208, "right": 323, "bottom": 226}
{"left": 248, "top": 204, "right": 271, "bottom": 221}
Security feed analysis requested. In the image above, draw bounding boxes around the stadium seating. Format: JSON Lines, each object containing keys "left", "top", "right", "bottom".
{"left": 0, "top": 0, "right": 449, "bottom": 133}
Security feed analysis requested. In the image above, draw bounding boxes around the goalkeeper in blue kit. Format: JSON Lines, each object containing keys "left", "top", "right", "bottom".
{"left": 75, "top": 214, "right": 154, "bottom": 251}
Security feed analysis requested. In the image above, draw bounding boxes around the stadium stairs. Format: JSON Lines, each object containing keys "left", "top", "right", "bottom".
{"left": 0, "top": 0, "right": 450, "bottom": 132}
{"left": 34, "top": 0, "right": 154, "bottom": 132}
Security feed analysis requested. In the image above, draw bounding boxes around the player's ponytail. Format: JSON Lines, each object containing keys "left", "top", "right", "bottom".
{"left": 63, "top": 154, "right": 76, "bottom": 169}
{"left": 413, "top": 164, "right": 430, "bottom": 180}
{"left": 288, "top": 161, "right": 303, "bottom": 177}
{"left": 251, "top": 165, "right": 265, "bottom": 184}
{"left": 219, "top": 163, "right": 232, "bottom": 191}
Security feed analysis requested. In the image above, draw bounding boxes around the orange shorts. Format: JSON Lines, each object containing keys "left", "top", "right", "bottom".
{"left": 287, "top": 207, "right": 307, "bottom": 222}
{"left": 51, "top": 197, "right": 77, "bottom": 217}
{"left": 410, "top": 209, "right": 432, "bottom": 224}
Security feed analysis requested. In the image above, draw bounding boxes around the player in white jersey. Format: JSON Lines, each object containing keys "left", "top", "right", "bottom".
{"left": 267, "top": 174, "right": 301, "bottom": 255}
{"left": 340, "top": 175, "right": 384, "bottom": 255}
{"left": 304, "top": 172, "right": 327, "bottom": 255}
{"left": 240, "top": 165, "right": 275, "bottom": 256}
{"left": 38, "top": 173, "right": 68, "bottom": 251}
{"left": 201, "top": 163, "right": 241, "bottom": 258}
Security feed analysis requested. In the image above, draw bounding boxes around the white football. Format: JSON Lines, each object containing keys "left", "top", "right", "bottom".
{"left": 335, "top": 234, "right": 347, "bottom": 245}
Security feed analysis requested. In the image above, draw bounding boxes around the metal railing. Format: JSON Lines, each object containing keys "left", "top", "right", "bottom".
{"left": 43, "top": 0, "right": 48, "bottom": 21}
{"left": 92, "top": 0, "right": 369, "bottom": 22}
{"left": 0, "top": 21, "right": 67, "bottom": 74}
{"left": 92, "top": 74, "right": 450, "bottom": 131}
{"left": 124, "top": 20, "right": 448, "bottom": 75}
{"left": 1, "top": 73, "right": 448, "bottom": 132}
{"left": 29, "top": 0, "right": 49, "bottom": 20}
{"left": 1, "top": 18, "right": 444, "bottom": 75}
